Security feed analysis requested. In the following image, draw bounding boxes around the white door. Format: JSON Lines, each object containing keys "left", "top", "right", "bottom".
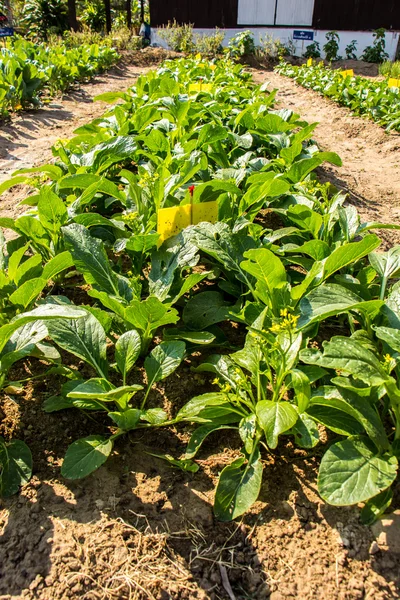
{"left": 275, "top": 0, "right": 315, "bottom": 26}
{"left": 237, "top": 0, "right": 276, "bottom": 25}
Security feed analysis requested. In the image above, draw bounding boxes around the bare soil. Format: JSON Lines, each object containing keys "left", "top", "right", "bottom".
{"left": 1, "top": 63, "right": 400, "bottom": 600}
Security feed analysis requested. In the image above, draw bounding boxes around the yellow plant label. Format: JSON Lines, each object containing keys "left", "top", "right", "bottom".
{"left": 188, "top": 83, "right": 213, "bottom": 93}
{"left": 340, "top": 69, "right": 354, "bottom": 78}
{"left": 157, "top": 201, "right": 218, "bottom": 245}
{"left": 307, "top": 58, "right": 313, "bottom": 67}
{"left": 388, "top": 78, "right": 400, "bottom": 88}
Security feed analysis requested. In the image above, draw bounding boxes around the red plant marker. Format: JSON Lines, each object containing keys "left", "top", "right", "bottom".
{"left": 189, "top": 185, "right": 195, "bottom": 197}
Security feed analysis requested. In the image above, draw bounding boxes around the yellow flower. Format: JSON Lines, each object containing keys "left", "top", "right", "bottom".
{"left": 195, "top": 53, "right": 202, "bottom": 60}
{"left": 210, "top": 64, "right": 216, "bottom": 71}
{"left": 221, "top": 383, "right": 232, "bottom": 393}
{"left": 212, "top": 377, "right": 220, "bottom": 385}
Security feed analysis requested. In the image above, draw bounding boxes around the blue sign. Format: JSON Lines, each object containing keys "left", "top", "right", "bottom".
{"left": 0, "top": 27, "right": 14, "bottom": 37}
{"left": 293, "top": 30, "right": 314, "bottom": 41}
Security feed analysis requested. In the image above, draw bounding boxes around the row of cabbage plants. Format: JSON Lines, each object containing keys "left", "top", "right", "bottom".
{"left": 1, "top": 57, "right": 399, "bottom": 523}
{"left": 276, "top": 61, "right": 400, "bottom": 132}
{"left": 0, "top": 37, "right": 119, "bottom": 117}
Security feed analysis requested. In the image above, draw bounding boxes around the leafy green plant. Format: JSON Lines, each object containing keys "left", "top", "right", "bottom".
{"left": 276, "top": 60, "right": 400, "bottom": 132}
{"left": 80, "top": 0, "right": 107, "bottom": 33}
{"left": 0, "top": 437, "right": 32, "bottom": 496}
{"left": 345, "top": 39, "right": 358, "bottom": 60}
{"left": 323, "top": 31, "right": 341, "bottom": 62}
{"left": 43, "top": 305, "right": 187, "bottom": 479}
{"left": 303, "top": 41, "right": 321, "bottom": 59}
{"left": 362, "top": 28, "right": 389, "bottom": 63}
{"left": 193, "top": 28, "right": 225, "bottom": 56}
{"left": 379, "top": 60, "right": 400, "bottom": 78}
{"left": 227, "top": 30, "right": 255, "bottom": 60}
{"left": 158, "top": 20, "right": 194, "bottom": 53}
{"left": 22, "top": 0, "right": 68, "bottom": 39}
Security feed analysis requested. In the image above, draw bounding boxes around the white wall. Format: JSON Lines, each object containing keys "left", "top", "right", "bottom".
{"left": 152, "top": 28, "right": 399, "bottom": 61}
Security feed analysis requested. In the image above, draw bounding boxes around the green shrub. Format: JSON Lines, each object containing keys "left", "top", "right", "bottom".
{"left": 193, "top": 28, "right": 225, "bottom": 56}
{"left": 362, "top": 28, "right": 389, "bottom": 63}
{"left": 345, "top": 39, "right": 358, "bottom": 60}
{"left": 22, "top": 0, "right": 68, "bottom": 39}
{"left": 80, "top": 0, "right": 107, "bottom": 33}
{"left": 303, "top": 41, "right": 321, "bottom": 59}
{"left": 379, "top": 60, "right": 400, "bottom": 78}
{"left": 227, "top": 30, "right": 255, "bottom": 59}
{"left": 323, "top": 31, "right": 341, "bottom": 62}
{"left": 158, "top": 20, "right": 194, "bottom": 53}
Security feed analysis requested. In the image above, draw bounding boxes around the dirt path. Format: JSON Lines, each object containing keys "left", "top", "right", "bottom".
{"left": 0, "top": 62, "right": 149, "bottom": 220}
{"left": 253, "top": 69, "right": 400, "bottom": 246}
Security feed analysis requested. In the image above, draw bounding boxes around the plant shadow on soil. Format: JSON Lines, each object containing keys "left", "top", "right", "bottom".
{"left": 1, "top": 356, "right": 400, "bottom": 599}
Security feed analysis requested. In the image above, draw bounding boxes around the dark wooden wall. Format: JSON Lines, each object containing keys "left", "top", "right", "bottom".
{"left": 150, "top": 0, "right": 400, "bottom": 30}
{"left": 312, "top": 0, "right": 400, "bottom": 30}
{"left": 150, "top": 0, "right": 238, "bottom": 28}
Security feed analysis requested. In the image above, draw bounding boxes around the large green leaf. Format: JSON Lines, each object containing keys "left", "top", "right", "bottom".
{"left": 144, "top": 341, "right": 186, "bottom": 388}
{"left": 37, "top": 187, "right": 68, "bottom": 234}
{"left": 115, "top": 330, "right": 141, "bottom": 381}
{"left": 298, "top": 284, "right": 383, "bottom": 328}
{"left": 300, "top": 336, "right": 388, "bottom": 386}
{"left": 323, "top": 235, "right": 380, "bottom": 280}
{"left": 125, "top": 297, "right": 179, "bottom": 334}
{"left": 61, "top": 435, "right": 113, "bottom": 479}
{"left": 214, "top": 449, "right": 263, "bottom": 521}
{"left": 46, "top": 311, "right": 108, "bottom": 378}
{"left": 308, "top": 386, "right": 388, "bottom": 450}
{"left": 182, "top": 291, "right": 232, "bottom": 330}
{"left": 62, "top": 224, "right": 120, "bottom": 297}
{"left": 318, "top": 436, "right": 397, "bottom": 506}
{"left": 256, "top": 401, "right": 298, "bottom": 449}
{"left": 0, "top": 304, "right": 86, "bottom": 354}
{"left": 0, "top": 438, "right": 32, "bottom": 497}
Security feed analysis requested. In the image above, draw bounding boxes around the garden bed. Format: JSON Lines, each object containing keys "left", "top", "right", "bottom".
{"left": 0, "top": 58, "right": 400, "bottom": 600}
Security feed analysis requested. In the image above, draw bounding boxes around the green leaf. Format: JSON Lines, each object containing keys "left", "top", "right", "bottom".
{"left": 290, "top": 413, "right": 320, "bottom": 448}
{"left": 163, "top": 329, "right": 216, "bottom": 345}
{"left": 61, "top": 435, "right": 113, "bottom": 479}
{"left": 0, "top": 304, "right": 86, "bottom": 354}
{"left": 286, "top": 152, "right": 342, "bottom": 183}
{"left": 62, "top": 224, "right": 120, "bottom": 297}
{"left": 46, "top": 311, "right": 108, "bottom": 378}
{"left": 369, "top": 246, "right": 400, "bottom": 281}
{"left": 256, "top": 401, "right": 298, "bottom": 449}
{"left": 109, "top": 409, "right": 141, "bottom": 431}
{"left": 300, "top": 337, "right": 388, "bottom": 386}
{"left": 8, "top": 277, "right": 47, "bottom": 309}
{"left": 308, "top": 386, "right": 389, "bottom": 450}
{"left": 182, "top": 291, "right": 232, "bottom": 330}
{"left": 145, "top": 451, "right": 199, "bottom": 473}
{"left": 0, "top": 438, "right": 32, "bottom": 497}
{"left": 37, "top": 187, "right": 68, "bottom": 234}
{"left": 290, "top": 369, "right": 311, "bottom": 413}
{"left": 323, "top": 235, "right": 381, "bottom": 280}
{"left": 144, "top": 341, "right": 185, "bottom": 387}
{"left": 318, "top": 436, "right": 397, "bottom": 506}
{"left": 115, "top": 330, "right": 141, "bottom": 380}
{"left": 125, "top": 297, "right": 179, "bottom": 335}
{"left": 360, "top": 488, "right": 393, "bottom": 525}
{"left": 177, "top": 392, "right": 235, "bottom": 421}
{"left": 375, "top": 326, "right": 400, "bottom": 354}
{"left": 299, "top": 284, "right": 383, "bottom": 328}
{"left": 42, "top": 251, "right": 74, "bottom": 281}
{"left": 214, "top": 449, "right": 263, "bottom": 521}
